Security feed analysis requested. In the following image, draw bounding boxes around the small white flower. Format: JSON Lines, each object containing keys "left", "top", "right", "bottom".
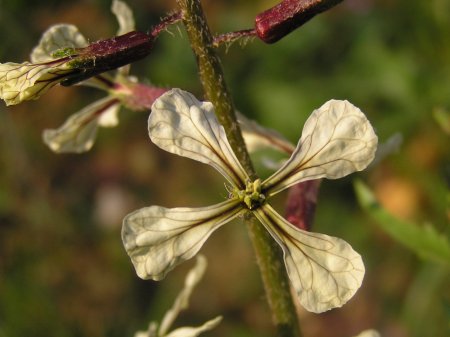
{"left": 0, "top": 1, "right": 166, "bottom": 153}
{"left": 133, "top": 256, "right": 222, "bottom": 337}
{"left": 37, "top": 11, "right": 123, "bottom": 152}
{"left": 122, "top": 89, "right": 378, "bottom": 313}
{"left": 39, "top": 1, "right": 135, "bottom": 153}
{"left": 36, "top": 0, "right": 166, "bottom": 153}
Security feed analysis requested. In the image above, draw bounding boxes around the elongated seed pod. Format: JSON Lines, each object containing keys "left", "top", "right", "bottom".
{"left": 255, "top": 0, "right": 343, "bottom": 43}
{"left": 62, "top": 31, "right": 153, "bottom": 85}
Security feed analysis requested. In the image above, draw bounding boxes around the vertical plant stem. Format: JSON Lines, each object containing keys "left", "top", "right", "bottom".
{"left": 177, "top": 1, "right": 302, "bottom": 336}
{"left": 176, "top": 0, "right": 250, "bottom": 170}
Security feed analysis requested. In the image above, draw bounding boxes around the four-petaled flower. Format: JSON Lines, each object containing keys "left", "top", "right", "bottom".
{"left": 122, "top": 89, "right": 378, "bottom": 313}
{"left": 134, "top": 256, "right": 222, "bottom": 337}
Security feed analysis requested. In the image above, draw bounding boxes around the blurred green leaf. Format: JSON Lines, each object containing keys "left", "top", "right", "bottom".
{"left": 433, "top": 106, "right": 450, "bottom": 135}
{"left": 402, "top": 262, "right": 449, "bottom": 337}
{"left": 354, "top": 179, "right": 450, "bottom": 266}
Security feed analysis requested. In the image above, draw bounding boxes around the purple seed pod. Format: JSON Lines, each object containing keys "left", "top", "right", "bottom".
{"left": 63, "top": 31, "right": 153, "bottom": 85}
{"left": 255, "top": 0, "right": 343, "bottom": 44}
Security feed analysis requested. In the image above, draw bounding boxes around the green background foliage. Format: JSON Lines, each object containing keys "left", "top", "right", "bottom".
{"left": 0, "top": 1, "right": 448, "bottom": 336}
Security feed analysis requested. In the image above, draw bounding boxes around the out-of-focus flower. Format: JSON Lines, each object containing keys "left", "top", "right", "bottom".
{"left": 39, "top": 0, "right": 163, "bottom": 153}
{"left": 122, "top": 89, "right": 378, "bottom": 313}
{"left": 0, "top": 0, "right": 165, "bottom": 153}
{"left": 352, "top": 329, "right": 381, "bottom": 337}
{"left": 40, "top": 0, "right": 166, "bottom": 153}
{"left": 0, "top": 1, "right": 154, "bottom": 107}
{"left": 133, "top": 256, "right": 222, "bottom": 337}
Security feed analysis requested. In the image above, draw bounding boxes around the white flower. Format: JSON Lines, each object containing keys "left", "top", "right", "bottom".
{"left": 37, "top": 5, "right": 122, "bottom": 152}
{"left": 133, "top": 256, "right": 222, "bottom": 337}
{"left": 39, "top": 1, "right": 134, "bottom": 153}
{"left": 36, "top": 0, "right": 166, "bottom": 153}
{"left": 122, "top": 89, "right": 378, "bottom": 313}
{"left": 0, "top": 1, "right": 164, "bottom": 153}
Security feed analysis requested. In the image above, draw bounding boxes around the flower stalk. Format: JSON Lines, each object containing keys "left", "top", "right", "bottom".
{"left": 176, "top": 1, "right": 302, "bottom": 336}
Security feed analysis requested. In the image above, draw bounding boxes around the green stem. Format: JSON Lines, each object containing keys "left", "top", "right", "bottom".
{"left": 176, "top": 0, "right": 251, "bottom": 172}
{"left": 177, "top": 1, "right": 302, "bottom": 336}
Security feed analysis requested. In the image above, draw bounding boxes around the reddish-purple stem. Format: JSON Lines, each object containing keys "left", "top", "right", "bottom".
{"left": 212, "top": 29, "right": 257, "bottom": 47}
{"left": 150, "top": 12, "right": 184, "bottom": 38}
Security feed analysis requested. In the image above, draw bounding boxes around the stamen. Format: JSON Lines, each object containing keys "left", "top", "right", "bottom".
{"left": 231, "top": 179, "right": 266, "bottom": 210}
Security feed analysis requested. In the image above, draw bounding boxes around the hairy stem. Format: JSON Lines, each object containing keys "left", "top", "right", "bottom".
{"left": 176, "top": 0, "right": 251, "bottom": 169}
{"left": 177, "top": 1, "right": 302, "bottom": 336}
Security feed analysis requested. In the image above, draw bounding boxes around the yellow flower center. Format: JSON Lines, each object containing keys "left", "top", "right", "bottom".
{"left": 232, "top": 179, "right": 266, "bottom": 210}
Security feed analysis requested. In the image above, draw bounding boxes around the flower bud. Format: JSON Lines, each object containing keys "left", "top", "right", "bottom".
{"left": 255, "top": 0, "right": 343, "bottom": 44}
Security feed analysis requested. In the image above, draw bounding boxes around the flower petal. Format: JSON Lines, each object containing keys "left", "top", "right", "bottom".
{"left": 111, "top": 0, "right": 136, "bottom": 76}
{"left": 97, "top": 102, "right": 120, "bottom": 127}
{"left": 149, "top": 89, "right": 249, "bottom": 188}
{"left": 164, "top": 316, "right": 222, "bottom": 337}
{"left": 122, "top": 199, "right": 243, "bottom": 280}
{"left": 43, "top": 97, "right": 120, "bottom": 153}
{"left": 254, "top": 204, "right": 365, "bottom": 313}
{"left": 30, "top": 24, "right": 87, "bottom": 63}
{"left": 0, "top": 61, "right": 72, "bottom": 105}
{"left": 111, "top": 0, "right": 136, "bottom": 36}
{"left": 158, "top": 255, "right": 208, "bottom": 336}
{"left": 263, "top": 100, "right": 377, "bottom": 196}
{"left": 134, "top": 323, "right": 157, "bottom": 337}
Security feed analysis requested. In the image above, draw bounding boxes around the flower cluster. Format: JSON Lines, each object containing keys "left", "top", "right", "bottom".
{"left": 122, "top": 88, "right": 377, "bottom": 313}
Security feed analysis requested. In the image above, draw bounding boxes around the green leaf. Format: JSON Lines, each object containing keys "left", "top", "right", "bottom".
{"left": 354, "top": 179, "right": 450, "bottom": 267}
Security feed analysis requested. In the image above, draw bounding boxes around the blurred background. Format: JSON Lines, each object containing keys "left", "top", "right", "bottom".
{"left": 0, "top": 0, "right": 448, "bottom": 336}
